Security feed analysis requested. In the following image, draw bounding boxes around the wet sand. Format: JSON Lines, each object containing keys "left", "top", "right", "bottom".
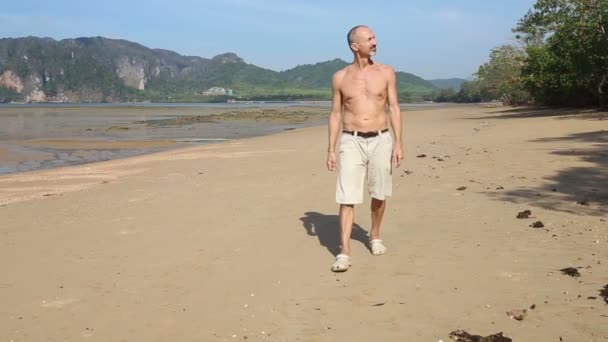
{"left": 1, "top": 105, "right": 607, "bottom": 341}
{"left": 0, "top": 105, "right": 331, "bottom": 174}
{"left": 0, "top": 104, "right": 464, "bottom": 175}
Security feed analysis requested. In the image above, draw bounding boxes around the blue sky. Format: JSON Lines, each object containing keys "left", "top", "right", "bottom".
{"left": 0, "top": 0, "right": 535, "bottom": 79}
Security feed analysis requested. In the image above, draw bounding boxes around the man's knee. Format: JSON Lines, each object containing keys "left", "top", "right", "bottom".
{"left": 370, "top": 198, "right": 386, "bottom": 211}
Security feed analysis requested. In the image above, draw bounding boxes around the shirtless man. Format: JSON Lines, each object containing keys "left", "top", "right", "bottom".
{"left": 327, "top": 25, "right": 403, "bottom": 272}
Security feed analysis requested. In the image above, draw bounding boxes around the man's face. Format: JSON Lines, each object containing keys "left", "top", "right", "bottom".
{"left": 353, "top": 27, "right": 377, "bottom": 56}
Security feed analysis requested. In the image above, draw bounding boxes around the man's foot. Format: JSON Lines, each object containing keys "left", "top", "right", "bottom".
{"left": 331, "top": 254, "right": 351, "bottom": 272}
{"left": 370, "top": 239, "right": 387, "bottom": 255}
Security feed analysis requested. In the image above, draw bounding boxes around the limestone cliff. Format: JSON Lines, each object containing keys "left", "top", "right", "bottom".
{"left": 116, "top": 57, "right": 146, "bottom": 90}
{"left": 0, "top": 36, "right": 436, "bottom": 102}
{"left": 0, "top": 70, "right": 24, "bottom": 93}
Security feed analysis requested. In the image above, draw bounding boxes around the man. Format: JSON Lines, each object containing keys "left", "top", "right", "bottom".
{"left": 326, "top": 25, "right": 403, "bottom": 272}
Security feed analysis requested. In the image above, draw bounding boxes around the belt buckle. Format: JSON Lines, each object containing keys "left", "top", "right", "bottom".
{"left": 345, "top": 129, "right": 386, "bottom": 138}
{"left": 362, "top": 131, "right": 378, "bottom": 138}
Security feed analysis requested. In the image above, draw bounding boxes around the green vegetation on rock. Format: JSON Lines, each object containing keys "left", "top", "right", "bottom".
{"left": 0, "top": 37, "right": 439, "bottom": 103}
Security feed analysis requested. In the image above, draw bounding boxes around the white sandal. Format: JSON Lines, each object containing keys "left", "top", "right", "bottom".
{"left": 370, "top": 239, "right": 387, "bottom": 255}
{"left": 331, "top": 254, "right": 351, "bottom": 272}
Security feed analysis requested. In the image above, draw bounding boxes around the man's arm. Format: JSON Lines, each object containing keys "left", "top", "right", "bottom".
{"left": 327, "top": 72, "right": 343, "bottom": 172}
{"left": 386, "top": 67, "right": 403, "bottom": 168}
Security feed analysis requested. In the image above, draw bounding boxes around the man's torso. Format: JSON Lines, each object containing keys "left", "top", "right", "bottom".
{"left": 338, "top": 63, "right": 389, "bottom": 132}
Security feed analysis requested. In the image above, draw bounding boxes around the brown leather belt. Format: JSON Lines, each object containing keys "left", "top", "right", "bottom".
{"left": 342, "top": 128, "right": 389, "bottom": 138}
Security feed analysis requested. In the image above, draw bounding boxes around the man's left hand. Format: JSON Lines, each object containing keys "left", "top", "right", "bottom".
{"left": 392, "top": 145, "right": 403, "bottom": 168}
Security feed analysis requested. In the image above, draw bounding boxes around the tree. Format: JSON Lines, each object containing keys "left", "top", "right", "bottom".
{"left": 434, "top": 87, "right": 456, "bottom": 102}
{"left": 514, "top": 0, "right": 608, "bottom": 107}
{"left": 475, "top": 45, "right": 530, "bottom": 105}
{"left": 454, "top": 81, "right": 483, "bottom": 103}
{"left": 0, "top": 87, "right": 21, "bottom": 103}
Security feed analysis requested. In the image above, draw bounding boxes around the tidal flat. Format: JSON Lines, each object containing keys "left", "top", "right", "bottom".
{"left": 0, "top": 105, "right": 330, "bottom": 174}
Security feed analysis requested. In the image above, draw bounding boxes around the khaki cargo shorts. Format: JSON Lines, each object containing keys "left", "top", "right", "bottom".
{"left": 336, "top": 129, "right": 393, "bottom": 204}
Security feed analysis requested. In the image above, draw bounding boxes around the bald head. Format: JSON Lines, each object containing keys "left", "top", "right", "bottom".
{"left": 347, "top": 25, "right": 369, "bottom": 51}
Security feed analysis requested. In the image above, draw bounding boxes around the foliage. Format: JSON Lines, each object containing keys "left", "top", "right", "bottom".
{"left": 475, "top": 45, "right": 530, "bottom": 105}
{"left": 427, "top": 78, "right": 467, "bottom": 91}
{"left": 281, "top": 59, "right": 348, "bottom": 89}
{"left": 442, "top": 0, "right": 607, "bottom": 107}
{"left": 434, "top": 88, "right": 456, "bottom": 102}
{"left": 433, "top": 45, "right": 528, "bottom": 105}
{"left": 0, "top": 37, "right": 439, "bottom": 103}
{"left": 450, "top": 81, "right": 483, "bottom": 103}
{"left": 514, "top": 0, "right": 608, "bottom": 107}
{"left": 0, "top": 87, "right": 21, "bottom": 103}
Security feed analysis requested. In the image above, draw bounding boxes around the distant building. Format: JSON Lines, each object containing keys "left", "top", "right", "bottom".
{"left": 203, "top": 87, "right": 226, "bottom": 96}
{"left": 202, "top": 87, "right": 234, "bottom": 96}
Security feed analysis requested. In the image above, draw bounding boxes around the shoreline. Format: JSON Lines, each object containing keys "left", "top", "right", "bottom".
{"left": 0, "top": 105, "right": 331, "bottom": 175}
{"left": 0, "top": 101, "right": 473, "bottom": 108}
{"left": 0, "top": 103, "right": 470, "bottom": 176}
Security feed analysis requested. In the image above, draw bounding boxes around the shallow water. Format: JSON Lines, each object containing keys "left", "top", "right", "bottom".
{"left": 0, "top": 105, "right": 330, "bottom": 175}
{"left": 0, "top": 103, "right": 462, "bottom": 175}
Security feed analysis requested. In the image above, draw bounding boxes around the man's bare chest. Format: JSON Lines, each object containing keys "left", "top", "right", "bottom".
{"left": 340, "top": 74, "right": 387, "bottom": 100}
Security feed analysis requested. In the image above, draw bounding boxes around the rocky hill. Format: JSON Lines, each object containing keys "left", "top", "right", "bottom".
{"left": 0, "top": 36, "right": 437, "bottom": 103}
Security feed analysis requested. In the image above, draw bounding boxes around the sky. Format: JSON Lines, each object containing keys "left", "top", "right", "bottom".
{"left": 0, "top": 0, "right": 536, "bottom": 79}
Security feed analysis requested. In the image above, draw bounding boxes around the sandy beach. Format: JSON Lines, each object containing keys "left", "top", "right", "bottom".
{"left": 1, "top": 105, "right": 607, "bottom": 341}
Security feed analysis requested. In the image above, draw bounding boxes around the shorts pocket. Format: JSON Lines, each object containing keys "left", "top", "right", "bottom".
{"left": 339, "top": 134, "right": 355, "bottom": 153}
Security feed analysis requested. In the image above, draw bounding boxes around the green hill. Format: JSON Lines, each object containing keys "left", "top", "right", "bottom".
{"left": 427, "top": 78, "right": 467, "bottom": 91}
{"left": 281, "top": 58, "right": 437, "bottom": 96}
{"left": 281, "top": 58, "right": 348, "bottom": 89}
{"left": 0, "top": 36, "right": 438, "bottom": 103}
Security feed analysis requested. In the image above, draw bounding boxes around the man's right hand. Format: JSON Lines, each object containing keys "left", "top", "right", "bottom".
{"left": 327, "top": 151, "right": 337, "bottom": 171}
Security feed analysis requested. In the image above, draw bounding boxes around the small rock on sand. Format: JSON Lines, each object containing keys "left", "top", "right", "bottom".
{"left": 506, "top": 309, "right": 527, "bottom": 321}
{"left": 448, "top": 330, "right": 512, "bottom": 342}
{"left": 599, "top": 284, "right": 608, "bottom": 303}
{"left": 516, "top": 210, "right": 531, "bottom": 219}
{"left": 560, "top": 267, "right": 581, "bottom": 278}
{"left": 530, "top": 221, "right": 544, "bottom": 228}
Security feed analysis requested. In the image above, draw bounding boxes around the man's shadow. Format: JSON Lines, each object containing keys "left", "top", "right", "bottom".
{"left": 300, "top": 211, "right": 370, "bottom": 256}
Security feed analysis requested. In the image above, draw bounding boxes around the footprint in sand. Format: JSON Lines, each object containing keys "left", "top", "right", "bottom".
{"left": 127, "top": 197, "right": 145, "bottom": 203}
{"left": 40, "top": 298, "right": 78, "bottom": 308}
{"left": 498, "top": 271, "right": 523, "bottom": 281}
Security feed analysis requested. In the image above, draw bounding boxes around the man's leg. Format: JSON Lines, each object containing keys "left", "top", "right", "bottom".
{"left": 339, "top": 204, "right": 355, "bottom": 255}
{"left": 331, "top": 204, "right": 355, "bottom": 272}
{"left": 367, "top": 132, "right": 392, "bottom": 255}
{"left": 370, "top": 198, "right": 386, "bottom": 241}
{"left": 369, "top": 198, "right": 388, "bottom": 255}
{"left": 332, "top": 133, "right": 363, "bottom": 271}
